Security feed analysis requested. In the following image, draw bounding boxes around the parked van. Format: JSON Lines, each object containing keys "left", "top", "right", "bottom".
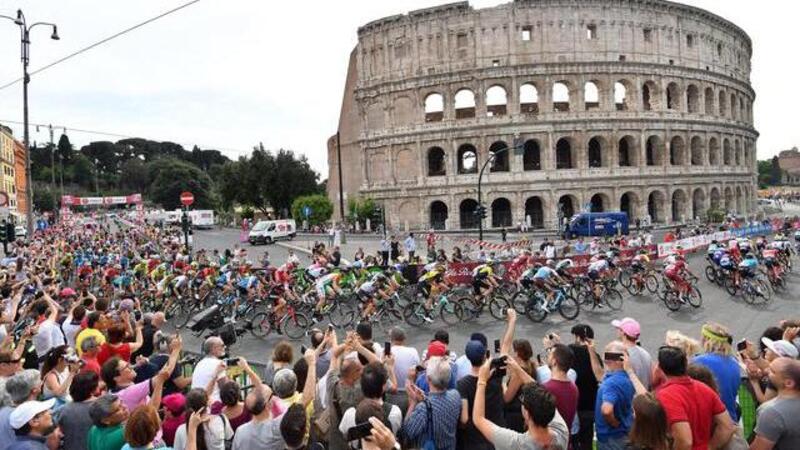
{"left": 565, "top": 212, "right": 629, "bottom": 238}
{"left": 189, "top": 210, "right": 215, "bottom": 229}
{"left": 249, "top": 219, "right": 297, "bottom": 245}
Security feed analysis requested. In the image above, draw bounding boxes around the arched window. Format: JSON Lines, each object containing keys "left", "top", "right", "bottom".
{"left": 584, "top": 81, "right": 600, "bottom": 110}
{"left": 525, "top": 197, "right": 544, "bottom": 229}
{"left": 427, "top": 147, "right": 446, "bottom": 176}
{"left": 553, "top": 82, "right": 570, "bottom": 112}
{"left": 491, "top": 198, "right": 512, "bottom": 228}
{"left": 614, "top": 81, "right": 630, "bottom": 111}
{"left": 587, "top": 137, "right": 605, "bottom": 168}
{"left": 672, "top": 190, "right": 687, "bottom": 222}
{"left": 556, "top": 138, "right": 573, "bottom": 169}
{"left": 723, "top": 139, "right": 732, "bottom": 165}
{"left": 666, "top": 82, "right": 680, "bottom": 110}
{"left": 489, "top": 141, "right": 510, "bottom": 172}
{"left": 430, "top": 201, "right": 448, "bottom": 230}
{"left": 646, "top": 136, "right": 663, "bottom": 166}
{"left": 424, "top": 93, "right": 444, "bottom": 122}
{"left": 618, "top": 136, "right": 636, "bottom": 167}
{"left": 558, "top": 195, "right": 576, "bottom": 222}
{"left": 686, "top": 85, "right": 699, "bottom": 113}
{"left": 690, "top": 136, "right": 704, "bottom": 166}
{"left": 454, "top": 89, "right": 476, "bottom": 119}
{"left": 709, "top": 138, "right": 720, "bottom": 166}
{"left": 730, "top": 94, "right": 737, "bottom": 120}
{"left": 523, "top": 140, "right": 541, "bottom": 171}
{"left": 457, "top": 144, "right": 478, "bottom": 174}
{"left": 520, "top": 83, "right": 539, "bottom": 114}
{"left": 642, "top": 81, "right": 659, "bottom": 111}
{"left": 669, "top": 136, "right": 685, "bottom": 166}
{"left": 648, "top": 191, "right": 665, "bottom": 223}
{"left": 718, "top": 91, "right": 727, "bottom": 117}
{"left": 486, "top": 85, "right": 507, "bottom": 117}
{"left": 704, "top": 87, "right": 714, "bottom": 115}
{"left": 459, "top": 199, "right": 479, "bottom": 229}
{"left": 590, "top": 194, "right": 606, "bottom": 212}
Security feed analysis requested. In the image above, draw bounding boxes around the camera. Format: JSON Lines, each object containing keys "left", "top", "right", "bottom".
{"left": 225, "top": 357, "right": 240, "bottom": 366}
{"left": 490, "top": 355, "right": 508, "bottom": 369}
{"left": 64, "top": 354, "right": 81, "bottom": 364}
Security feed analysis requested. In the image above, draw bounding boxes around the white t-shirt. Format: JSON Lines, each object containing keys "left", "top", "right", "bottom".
{"left": 339, "top": 402, "right": 402, "bottom": 438}
{"left": 191, "top": 356, "right": 223, "bottom": 402}
{"left": 61, "top": 318, "right": 82, "bottom": 349}
{"left": 173, "top": 415, "right": 233, "bottom": 450}
{"left": 391, "top": 345, "right": 420, "bottom": 391}
{"left": 33, "top": 319, "right": 64, "bottom": 359}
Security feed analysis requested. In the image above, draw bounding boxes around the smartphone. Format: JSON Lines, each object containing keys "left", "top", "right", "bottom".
{"left": 225, "top": 357, "right": 240, "bottom": 366}
{"left": 300, "top": 345, "right": 307, "bottom": 354}
{"left": 328, "top": 324, "right": 335, "bottom": 332}
{"left": 736, "top": 339, "right": 748, "bottom": 352}
{"left": 494, "top": 339, "right": 501, "bottom": 354}
{"left": 346, "top": 421, "right": 373, "bottom": 442}
{"left": 548, "top": 333, "right": 555, "bottom": 340}
{"left": 604, "top": 352, "right": 624, "bottom": 362}
{"left": 384, "top": 341, "right": 391, "bottom": 356}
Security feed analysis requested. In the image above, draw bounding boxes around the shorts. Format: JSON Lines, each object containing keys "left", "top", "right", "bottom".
{"left": 316, "top": 284, "right": 329, "bottom": 298}
{"left": 533, "top": 278, "right": 548, "bottom": 289}
{"left": 631, "top": 262, "right": 644, "bottom": 273}
{"left": 719, "top": 262, "right": 733, "bottom": 271}
{"left": 764, "top": 258, "right": 775, "bottom": 268}
{"left": 741, "top": 268, "right": 756, "bottom": 278}
{"left": 520, "top": 278, "right": 533, "bottom": 290}
{"left": 472, "top": 277, "right": 489, "bottom": 295}
{"left": 419, "top": 282, "right": 432, "bottom": 298}
{"left": 588, "top": 270, "right": 600, "bottom": 281}
{"left": 665, "top": 272, "right": 682, "bottom": 284}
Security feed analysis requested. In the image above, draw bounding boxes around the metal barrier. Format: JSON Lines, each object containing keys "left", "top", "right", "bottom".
{"left": 178, "top": 350, "right": 268, "bottom": 399}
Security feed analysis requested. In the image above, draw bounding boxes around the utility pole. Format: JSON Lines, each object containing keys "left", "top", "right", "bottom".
{"left": 336, "top": 131, "right": 345, "bottom": 220}
{"left": 48, "top": 124, "right": 55, "bottom": 213}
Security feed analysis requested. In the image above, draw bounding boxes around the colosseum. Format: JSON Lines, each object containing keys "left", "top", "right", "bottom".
{"left": 326, "top": 0, "right": 758, "bottom": 231}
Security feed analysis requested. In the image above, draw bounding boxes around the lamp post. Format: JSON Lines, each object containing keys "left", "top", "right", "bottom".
{"left": 0, "top": 10, "right": 59, "bottom": 235}
{"left": 476, "top": 137, "right": 524, "bottom": 243}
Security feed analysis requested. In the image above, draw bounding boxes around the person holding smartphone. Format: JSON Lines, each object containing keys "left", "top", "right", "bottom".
{"left": 594, "top": 341, "right": 635, "bottom": 450}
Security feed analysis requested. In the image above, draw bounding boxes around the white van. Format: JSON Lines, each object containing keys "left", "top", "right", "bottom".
{"left": 189, "top": 210, "right": 215, "bottom": 229}
{"left": 248, "top": 219, "right": 296, "bottom": 245}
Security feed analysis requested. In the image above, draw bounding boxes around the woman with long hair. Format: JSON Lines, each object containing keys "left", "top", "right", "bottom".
{"left": 210, "top": 380, "right": 251, "bottom": 433}
{"left": 173, "top": 388, "right": 233, "bottom": 450}
{"left": 628, "top": 393, "right": 671, "bottom": 450}
{"left": 503, "top": 338, "right": 537, "bottom": 432}
{"left": 41, "top": 345, "right": 78, "bottom": 406}
{"left": 123, "top": 405, "right": 162, "bottom": 450}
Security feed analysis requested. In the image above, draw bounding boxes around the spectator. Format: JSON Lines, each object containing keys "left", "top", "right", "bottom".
{"left": 352, "top": 401, "right": 399, "bottom": 450}
{"left": 627, "top": 394, "right": 670, "bottom": 450}
{"left": 750, "top": 357, "right": 800, "bottom": 450}
{"left": 307, "top": 328, "right": 331, "bottom": 378}
{"left": 503, "top": 337, "right": 536, "bottom": 432}
{"left": 147, "top": 331, "right": 191, "bottom": 396}
{"left": 0, "top": 351, "right": 24, "bottom": 407}
{"left": 385, "top": 327, "right": 419, "bottom": 415}
{"left": 132, "top": 311, "right": 165, "bottom": 359}
{"left": 279, "top": 404, "right": 310, "bottom": 450}
{"left": 541, "top": 343, "right": 579, "bottom": 437}
{"left": 451, "top": 247, "right": 464, "bottom": 263}
{"left": 57, "top": 370, "right": 100, "bottom": 450}
{"left": 404, "top": 233, "right": 416, "bottom": 262}
{"left": 416, "top": 341, "right": 456, "bottom": 393}
{"left": 61, "top": 304, "right": 85, "bottom": 349}
{"left": 456, "top": 339, "right": 504, "bottom": 450}
{"left": 595, "top": 341, "right": 635, "bottom": 450}
{"left": 454, "top": 333, "right": 488, "bottom": 381}
{"left": 339, "top": 362, "right": 402, "bottom": 439}
{"left": 98, "top": 320, "right": 143, "bottom": 367}
{"left": 122, "top": 405, "right": 161, "bottom": 450}
{"left": 692, "top": 322, "right": 741, "bottom": 422}
{"left": 611, "top": 318, "right": 653, "bottom": 389}
{"left": 211, "top": 379, "right": 251, "bottom": 433}
{"left": 30, "top": 297, "right": 64, "bottom": 362}
{"left": 160, "top": 393, "right": 186, "bottom": 447}
{"left": 40, "top": 345, "right": 79, "bottom": 406}
{"left": 273, "top": 350, "right": 317, "bottom": 437}
{"left": 654, "top": 345, "right": 735, "bottom": 450}
{"left": 88, "top": 394, "right": 129, "bottom": 450}
{"left": 568, "top": 324, "right": 604, "bottom": 450}
{"left": 0, "top": 370, "right": 43, "bottom": 450}
{"left": 173, "top": 388, "right": 233, "bottom": 450}
{"left": 402, "top": 356, "right": 461, "bottom": 450}
{"left": 76, "top": 312, "right": 107, "bottom": 358}
{"left": 7, "top": 398, "right": 58, "bottom": 450}
{"left": 473, "top": 357, "right": 568, "bottom": 449}
{"left": 231, "top": 384, "right": 285, "bottom": 450}
{"left": 389, "top": 236, "right": 400, "bottom": 263}
{"left": 264, "top": 340, "right": 294, "bottom": 386}
{"left": 191, "top": 337, "right": 226, "bottom": 403}
{"left": 355, "top": 323, "right": 383, "bottom": 359}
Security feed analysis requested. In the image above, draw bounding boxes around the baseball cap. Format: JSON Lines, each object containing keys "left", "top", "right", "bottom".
{"left": 161, "top": 393, "right": 186, "bottom": 415}
{"left": 9, "top": 399, "right": 55, "bottom": 429}
{"left": 427, "top": 341, "right": 447, "bottom": 358}
{"left": 612, "top": 317, "right": 641, "bottom": 338}
{"left": 464, "top": 340, "right": 487, "bottom": 366}
{"left": 762, "top": 338, "right": 800, "bottom": 359}
{"left": 59, "top": 287, "right": 77, "bottom": 298}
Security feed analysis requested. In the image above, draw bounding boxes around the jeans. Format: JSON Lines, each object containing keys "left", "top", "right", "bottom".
{"left": 571, "top": 410, "right": 595, "bottom": 450}
{"left": 597, "top": 435, "right": 628, "bottom": 450}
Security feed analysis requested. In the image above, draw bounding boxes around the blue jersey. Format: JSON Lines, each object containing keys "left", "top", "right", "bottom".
{"left": 237, "top": 275, "right": 258, "bottom": 290}
{"left": 739, "top": 258, "right": 758, "bottom": 272}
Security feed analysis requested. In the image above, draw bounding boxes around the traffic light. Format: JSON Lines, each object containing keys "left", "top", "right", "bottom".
{"left": 474, "top": 205, "right": 487, "bottom": 219}
{"left": 6, "top": 223, "right": 14, "bottom": 243}
{"left": 180, "top": 213, "right": 190, "bottom": 233}
{"left": 0, "top": 223, "right": 6, "bottom": 243}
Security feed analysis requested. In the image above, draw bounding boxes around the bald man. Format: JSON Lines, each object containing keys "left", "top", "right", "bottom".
{"left": 595, "top": 341, "right": 635, "bottom": 450}
{"left": 190, "top": 337, "right": 226, "bottom": 402}
{"left": 134, "top": 311, "right": 165, "bottom": 359}
{"left": 751, "top": 358, "right": 800, "bottom": 450}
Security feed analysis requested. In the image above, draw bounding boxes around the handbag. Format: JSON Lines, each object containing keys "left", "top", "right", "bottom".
{"left": 313, "top": 380, "right": 341, "bottom": 436}
{"left": 420, "top": 398, "right": 437, "bottom": 450}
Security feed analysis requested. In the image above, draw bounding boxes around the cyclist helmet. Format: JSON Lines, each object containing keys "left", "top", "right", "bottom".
{"left": 351, "top": 261, "right": 363, "bottom": 269}
{"left": 486, "top": 259, "right": 496, "bottom": 266}
{"left": 318, "top": 268, "right": 328, "bottom": 276}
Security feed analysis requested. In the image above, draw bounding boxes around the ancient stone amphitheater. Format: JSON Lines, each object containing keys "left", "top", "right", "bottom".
{"left": 326, "top": 0, "right": 758, "bottom": 231}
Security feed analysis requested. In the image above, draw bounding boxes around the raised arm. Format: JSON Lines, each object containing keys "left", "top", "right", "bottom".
{"left": 622, "top": 352, "right": 647, "bottom": 396}
{"left": 300, "top": 348, "right": 317, "bottom": 407}
{"left": 472, "top": 359, "right": 496, "bottom": 442}
{"left": 500, "top": 309, "right": 516, "bottom": 355}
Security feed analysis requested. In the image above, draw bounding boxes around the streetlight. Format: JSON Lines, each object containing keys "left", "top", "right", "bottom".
{"left": 476, "top": 136, "right": 524, "bottom": 243}
{"left": 0, "top": 9, "right": 59, "bottom": 235}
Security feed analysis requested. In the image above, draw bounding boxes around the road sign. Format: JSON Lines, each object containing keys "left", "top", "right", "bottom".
{"left": 180, "top": 191, "right": 194, "bottom": 207}
{"left": 0, "top": 192, "right": 8, "bottom": 207}
{"left": 303, "top": 206, "right": 312, "bottom": 218}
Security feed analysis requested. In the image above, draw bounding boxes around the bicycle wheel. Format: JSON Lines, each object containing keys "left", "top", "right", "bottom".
{"left": 402, "top": 302, "right": 426, "bottom": 327}
{"left": 644, "top": 274, "right": 660, "bottom": 294}
{"left": 249, "top": 312, "right": 273, "bottom": 338}
{"left": 704, "top": 266, "right": 717, "bottom": 283}
{"left": 724, "top": 277, "right": 739, "bottom": 296}
{"left": 524, "top": 296, "right": 548, "bottom": 322}
{"left": 488, "top": 296, "right": 511, "bottom": 321}
{"left": 439, "top": 301, "right": 464, "bottom": 325}
{"left": 376, "top": 307, "right": 403, "bottom": 339}
{"left": 618, "top": 270, "right": 632, "bottom": 288}
{"left": 510, "top": 291, "right": 530, "bottom": 314}
{"left": 662, "top": 291, "right": 681, "bottom": 311}
{"left": 558, "top": 295, "right": 581, "bottom": 320}
{"left": 604, "top": 289, "right": 624, "bottom": 311}
{"left": 281, "top": 312, "right": 309, "bottom": 340}
{"left": 686, "top": 286, "right": 703, "bottom": 308}
{"left": 754, "top": 280, "right": 772, "bottom": 303}
{"left": 457, "top": 296, "right": 482, "bottom": 321}
{"left": 329, "top": 301, "right": 356, "bottom": 328}
{"left": 625, "top": 279, "right": 643, "bottom": 296}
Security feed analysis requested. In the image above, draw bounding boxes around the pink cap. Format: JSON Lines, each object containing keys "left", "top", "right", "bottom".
{"left": 427, "top": 341, "right": 448, "bottom": 358}
{"left": 611, "top": 317, "right": 641, "bottom": 338}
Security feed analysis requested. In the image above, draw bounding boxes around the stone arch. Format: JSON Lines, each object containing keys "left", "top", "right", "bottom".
{"left": 618, "top": 135, "right": 638, "bottom": 167}
{"left": 398, "top": 200, "right": 418, "bottom": 229}
{"left": 424, "top": 93, "right": 444, "bottom": 122}
{"left": 646, "top": 135, "right": 664, "bottom": 166}
{"left": 735, "top": 186, "right": 744, "bottom": 213}
{"left": 587, "top": 136, "right": 609, "bottom": 168}
{"left": 710, "top": 187, "right": 721, "bottom": 209}
{"left": 718, "top": 90, "right": 727, "bottom": 117}
{"left": 427, "top": 146, "right": 446, "bottom": 176}
{"left": 589, "top": 193, "right": 608, "bottom": 213}
{"left": 459, "top": 199, "right": 479, "bottom": 229}
{"left": 555, "top": 137, "right": 575, "bottom": 169}
{"left": 723, "top": 139, "right": 732, "bottom": 165}
{"left": 724, "top": 186, "right": 734, "bottom": 211}
{"left": 686, "top": 84, "right": 700, "bottom": 113}
{"left": 666, "top": 82, "right": 681, "bottom": 110}
{"left": 704, "top": 87, "right": 715, "bottom": 115}
{"left": 454, "top": 88, "right": 476, "bottom": 119}
{"left": 692, "top": 188, "right": 706, "bottom": 220}
{"left": 620, "top": 191, "right": 639, "bottom": 219}
{"left": 671, "top": 189, "right": 688, "bottom": 222}
{"left": 690, "top": 136, "right": 705, "bottom": 165}
{"left": 642, "top": 80, "right": 661, "bottom": 111}
{"left": 553, "top": 82, "right": 570, "bottom": 112}
{"left": 709, "top": 137, "right": 720, "bottom": 166}
{"left": 730, "top": 94, "right": 738, "bottom": 120}
{"left": 395, "top": 149, "right": 416, "bottom": 181}
{"left": 557, "top": 194, "right": 577, "bottom": 222}
{"left": 734, "top": 140, "right": 742, "bottom": 166}
{"left": 393, "top": 96, "right": 414, "bottom": 125}
{"left": 491, "top": 197, "right": 512, "bottom": 228}
{"left": 669, "top": 136, "right": 686, "bottom": 166}
{"left": 489, "top": 140, "right": 510, "bottom": 172}
{"left": 367, "top": 102, "right": 385, "bottom": 130}
{"left": 519, "top": 83, "right": 539, "bottom": 114}
{"left": 647, "top": 190, "right": 666, "bottom": 223}
{"left": 525, "top": 196, "right": 544, "bottom": 229}
{"left": 615, "top": 80, "right": 634, "bottom": 111}
{"left": 430, "top": 201, "right": 448, "bottom": 230}
{"left": 486, "top": 85, "right": 508, "bottom": 117}
{"left": 584, "top": 81, "right": 600, "bottom": 110}
{"left": 457, "top": 144, "right": 478, "bottom": 174}
{"left": 523, "top": 139, "right": 541, "bottom": 171}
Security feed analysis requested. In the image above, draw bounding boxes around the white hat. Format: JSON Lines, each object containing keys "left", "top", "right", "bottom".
{"left": 762, "top": 338, "right": 800, "bottom": 359}
{"left": 9, "top": 399, "right": 55, "bottom": 429}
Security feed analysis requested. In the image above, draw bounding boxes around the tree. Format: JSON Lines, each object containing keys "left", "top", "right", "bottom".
{"left": 347, "top": 197, "right": 376, "bottom": 226}
{"left": 216, "top": 161, "right": 242, "bottom": 211}
{"left": 770, "top": 156, "right": 783, "bottom": 186}
{"left": 119, "top": 158, "right": 149, "bottom": 193}
{"left": 264, "top": 149, "right": 321, "bottom": 218}
{"left": 291, "top": 195, "right": 333, "bottom": 225}
{"left": 147, "top": 158, "right": 214, "bottom": 210}
{"left": 57, "top": 133, "right": 73, "bottom": 162}
{"left": 758, "top": 159, "right": 773, "bottom": 188}
{"left": 32, "top": 184, "right": 56, "bottom": 212}
{"left": 237, "top": 145, "right": 274, "bottom": 214}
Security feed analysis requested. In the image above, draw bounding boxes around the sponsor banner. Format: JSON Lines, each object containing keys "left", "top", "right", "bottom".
{"left": 657, "top": 225, "right": 774, "bottom": 257}
{"left": 61, "top": 194, "right": 143, "bottom": 207}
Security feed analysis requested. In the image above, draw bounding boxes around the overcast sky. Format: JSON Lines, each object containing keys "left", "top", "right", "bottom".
{"left": 0, "top": 0, "right": 796, "bottom": 178}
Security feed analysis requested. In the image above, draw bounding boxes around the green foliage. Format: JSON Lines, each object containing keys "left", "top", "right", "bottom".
{"left": 291, "top": 195, "right": 333, "bottom": 225}
{"left": 347, "top": 197, "right": 377, "bottom": 226}
{"left": 32, "top": 184, "right": 57, "bottom": 212}
{"left": 770, "top": 156, "right": 783, "bottom": 186}
{"left": 706, "top": 207, "right": 725, "bottom": 223}
{"left": 757, "top": 159, "right": 772, "bottom": 188}
{"left": 147, "top": 158, "right": 214, "bottom": 210}
{"left": 240, "top": 206, "right": 255, "bottom": 220}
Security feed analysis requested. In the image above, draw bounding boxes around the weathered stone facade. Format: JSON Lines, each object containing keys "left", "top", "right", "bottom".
{"left": 327, "top": 0, "right": 758, "bottom": 230}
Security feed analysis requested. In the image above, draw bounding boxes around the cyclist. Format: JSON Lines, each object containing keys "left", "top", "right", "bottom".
{"left": 738, "top": 237, "right": 752, "bottom": 257}
{"left": 357, "top": 273, "right": 391, "bottom": 320}
{"left": 314, "top": 269, "right": 342, "bottom": 318}
{"left": 586, "top": 254, "right": 610, "bottom": 304}
{"left": 554, "top": 258, "right": 574, "bottom": 282}
{"left": 532, "top": 260, "right": 565, "bottom": 310}
{"left": 663, "top": 254, "right": 696, "bottom": 301}
{"left": 472, "top": 259, "right": 499, "bottom": 304}
{"left": 761, "top": 245, "right": 781, "bottom": 281}
{"left": 738, "top": 253, "right": 759, "bottom": 284}
{"left": 417, "top": 263, "right": 447, "bottom": 322}
{"left": 706, "top": 240, "right": 720, "bottom": 263}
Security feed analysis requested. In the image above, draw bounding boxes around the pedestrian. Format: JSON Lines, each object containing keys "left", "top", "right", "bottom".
{"left": 611, "top": 318, "right": 653, "bottom": 390}
{"left": 692, "top": 323, "right": 741, "bottom": 423}
{"left": 501, "top": 228, "right": 507, "bottom": 243}
{"left": 750, "top": 358, "right": 800, "bottom": 450}
{"left": 390, "top": 236, "right": 400, "bottom": 263}
{"left": 380, "top": 237, "right": 390, "bottom": 266}
{"left": 426, "top": 230, "right": 436, "bottom": 253}
{"left": 404, "top": 233, "right": 416, "bottom": 262}
{"left": 595, "top": 341, "right": 635, "bottom": 450}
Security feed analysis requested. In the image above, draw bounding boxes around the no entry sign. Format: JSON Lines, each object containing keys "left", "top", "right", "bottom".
{"left": 180, "top": 191, "right": 194, "bottom": 207}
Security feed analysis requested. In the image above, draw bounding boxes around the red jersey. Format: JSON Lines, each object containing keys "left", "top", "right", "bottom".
{"left": 147, "top": 259, "right": 159, "bottom": 272}
{"left": 664, "top": 260, "right": 686, "bottom": 276}
{"left": 275, "top": 266, "right": 292, "bottom": 284}
{"left": 655, "top": 376, "right": 726, "bottom": 450}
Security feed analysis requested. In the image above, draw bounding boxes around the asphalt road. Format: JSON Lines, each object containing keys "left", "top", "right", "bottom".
{"left": 170, "top": 227, "right": 799, "bottom": 366}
